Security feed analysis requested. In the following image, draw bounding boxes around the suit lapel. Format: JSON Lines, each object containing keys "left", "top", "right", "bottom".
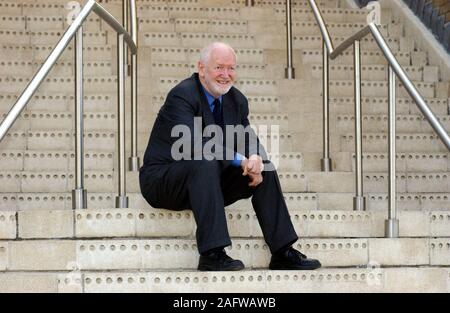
{"left": 222, "top": 93, "right": 236, "bottom": 128}
{"left": 194, "top": 74, "right": 215, "bottom": 128}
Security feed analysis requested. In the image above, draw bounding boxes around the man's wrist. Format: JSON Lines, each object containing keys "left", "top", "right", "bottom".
{"left": 240, "top": 157, "right": 249, "bottom": 169}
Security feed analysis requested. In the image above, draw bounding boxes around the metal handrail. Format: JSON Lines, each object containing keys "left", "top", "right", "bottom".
{"left": 128, "top": 0, "right": 140, "bottom": 172}
{"left": 0, "top": 0, "right": 139, "bottom": 210}
{"left": 307, "top": 0, "right": 450, "bottom": 238}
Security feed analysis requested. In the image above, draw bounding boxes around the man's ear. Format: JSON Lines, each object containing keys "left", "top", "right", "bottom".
{"left": 198, "top": 61, "right": 205, "bottom": 77}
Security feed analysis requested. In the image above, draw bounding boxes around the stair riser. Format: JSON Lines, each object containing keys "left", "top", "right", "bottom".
{"left": 336, "top": 117, "right": 450, "bottom": 133}
{"left": 311, "top": 66, "right": 424, "bottom": 81}
{"left": 2, "top": 192, "right": 450, "bottom": 212}
{"left": 2, "top": 209, "right": 450, "bottom": 239}
{"left": 1, "top": 268, "right": 448, "bottom": 293}
{"left": 333, "top": 152, "right": 450, "bottom": 173}
{"left": 340, "top": 136, "right": 448, "bottom": 153}
{"left": 1, "top": 152, "right": 302, "bottom": 172}
{"left": 0, "top": 32, "right": 108, "bottom": 45}
{"left": 302, "top": 52, "right": 410, "bottom": 66}
{"left": 2, "top": 238, "right": 443, "bottom": 271}
{"left": 1, "top": 171, "right": 450, "bottom": 193}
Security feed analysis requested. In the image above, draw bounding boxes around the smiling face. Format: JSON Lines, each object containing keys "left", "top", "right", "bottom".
{"left": 198, "top": 43, "right": 237, "bottom": 98}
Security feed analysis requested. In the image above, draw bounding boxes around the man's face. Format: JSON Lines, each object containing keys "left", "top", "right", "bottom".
{"left": 199, "top": 47, "right": 237, "bottom": 98}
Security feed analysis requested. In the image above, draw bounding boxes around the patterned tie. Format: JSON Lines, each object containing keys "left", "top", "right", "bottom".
{"left": 212, "top": 98, "right": 224, "bottom": 129}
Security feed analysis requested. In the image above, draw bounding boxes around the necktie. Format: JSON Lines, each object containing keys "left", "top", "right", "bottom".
{"left": 212, "top": 98, "right": 224, "bottom": 129}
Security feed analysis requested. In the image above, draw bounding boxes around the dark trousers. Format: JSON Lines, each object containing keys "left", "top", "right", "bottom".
{"left": 140, "top": 160, "right": 298, "bottom": 254}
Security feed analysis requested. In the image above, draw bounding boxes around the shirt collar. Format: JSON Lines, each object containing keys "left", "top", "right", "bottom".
{"left": 202, "top": 86, "right": 222, "bottom": 106}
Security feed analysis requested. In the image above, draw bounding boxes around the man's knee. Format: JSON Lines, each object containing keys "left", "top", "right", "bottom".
{"left": 190, "top": 160, "right": 222, "bottom": 177}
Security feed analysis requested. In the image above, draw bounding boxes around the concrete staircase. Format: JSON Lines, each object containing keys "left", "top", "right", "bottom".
{"left": 0, "top": 0, "right": 450, "bottom": 292}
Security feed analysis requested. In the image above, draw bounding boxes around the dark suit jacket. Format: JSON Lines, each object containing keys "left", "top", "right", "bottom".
{"left": 140, "top": 73, "right": 267, "bottom": 185}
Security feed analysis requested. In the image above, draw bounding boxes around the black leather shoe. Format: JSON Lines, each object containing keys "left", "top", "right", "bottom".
{"left": 269, "top": 248, "right": 322, "bottom": 270}
{"left": 198, "top": 249, "right": 245, "bottom": 271}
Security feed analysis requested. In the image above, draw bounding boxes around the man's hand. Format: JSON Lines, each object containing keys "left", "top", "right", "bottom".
{"left": 242, "top": 155, "right": 264, "bottom": 176}
{"left": 241, "top": 155, "right": 264, "bottom": 187}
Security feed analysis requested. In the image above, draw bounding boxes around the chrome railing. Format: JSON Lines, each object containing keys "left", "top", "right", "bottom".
{"left": 285, "top": 0, "right": 295, "bottom": 79}
{"left": 306, "top": 0, "right": 450, "bottom": 237}
{"left": 0, "top": 0, "right": 139, "bottom": 210}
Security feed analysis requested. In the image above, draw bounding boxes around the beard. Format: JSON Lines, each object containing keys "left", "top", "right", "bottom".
{"left": 204, "top": 72, "right": 234, "bottom": 96}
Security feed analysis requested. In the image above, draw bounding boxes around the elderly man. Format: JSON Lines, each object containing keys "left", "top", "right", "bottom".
{"left": 140, "top": 42, "right": 321, "bottom": 271}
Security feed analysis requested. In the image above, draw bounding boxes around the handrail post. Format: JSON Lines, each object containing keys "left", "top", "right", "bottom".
{"left": 386, "top": 65, "right": 399, "bottom": 238}
{"left": 245, "top": 0, "right": 254, "bottom": 6}
{"left": 321, "top": 41, "right": 332, "bottom": 171}
{"left": 116, "top": 33, "right": 129, "bottom": 208}
{"left": 128, "top": 0, "right": 140, "bottom": 172}
{"left": 72, "top": 26, "right": 87, "bottom": 210}
{"left": 353, "top": 40, "right": 366, "bottom": 211}
{"left": 285, "top": 0, "right": 295, "bottom": 79}
{"left": 123, "top": 0, "right": 130, "bottom": 75}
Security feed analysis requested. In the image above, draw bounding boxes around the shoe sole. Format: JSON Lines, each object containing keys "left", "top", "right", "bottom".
{"left": 269, "top": 263, "right": 322, "bottom": 271}
{"left": 197, "top": 265, "right": 245, "bottom": 272}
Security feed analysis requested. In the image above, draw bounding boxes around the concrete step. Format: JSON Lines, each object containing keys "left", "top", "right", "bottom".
{"left": 329, "top": 97, "right": 449, "bottom": 116}
{"left": 333, "top": 152, "right": 450, "bottom": 173}
{"left": 0, "top": 44, "right": 115, "bottom": 62}
{"left": 0, "top": 2, "right": 69, "bottom": 16}
{"left": 0, "top": 30, "right": 108, "bottom": 45}
{"left": 0, "top": 188, "right": 447, "bottom": 211}
{"left": 1, "top": 238, "right": 449, "bottom": 272}
{"left": 0, "top": 267, "right": 449, "bottom": 293}
{"left": 1, "top": 169, "right": 450, "bottom": 194}
{"left": 0, "top": 130, "right": 118, "bottom": 151}
{"left": 278, "top": 79, "right": 436, "bottom": 99}
{"left": 138, "top": 18, "right": 250, "bottom": 34}
{"left": 272, "top": 7, "right": 373, "bottom": 23}
{"left": 260, "top": 33, "right": 401, "bottom": 51}
{"left": 141, "top": 6, "right": 244, "bottom": 20}
{"left": 137, "top": 6, "right": 370, "bottom": 22}
{"left": 0, "top": 2, "right": 22, "bottom": 15}
{"left": 340, "top": 133, "right": 449, "bottom": 153}
{"left": 140, "top": 31, "right": 258, "bottom": 48}
{"left": 0, "top": 129, "right": 293, "bottom": 152}
{"left": 98, "top": 0, "right": 340, "bottom": 8}
{"left": 0, "top": 110, "right": 289, "bottom": 131}
{"left": 0, "top": 92, "right": 282, "bottom": 114}
{"left": 234, "top": 0, "right": 342, "bottom": 8}
{"left": 294, "top": 80, "right": 436, "bottom": 98}
{"left": 0, "top": 149, "right": 302, "bottom": 172}
{"left": 1, "top": 208, "right": 450, "bottom": 239}
{"left": 0, "top": 74, "right": 436, "bottom": 98}
{"left": 0, "top": 150, "right": 115, "bottom": 172}
{"left": 0, "top": 60, "right": 115, "bottom": 77}
{"left": 336, "top": 114, "right": 450, "bottom": 133}
{"left": 0, "top": 15, "right": 102, "bottom": 32}
{"left": 311, "top": 64, "right": 431, "bottom": 82}
{"left": 301, "top": 49, "right": 412, "bottom": 66}
{"left": 2, "top": 190, "right": 450, "bottom": 212}
{"left": 0, "top": 75, "right": 117, "bottom": 94}
{"left": 0, "top": 92, "right": 119, "bottom": 112}
{"left": 249, "top": 21, "right": 390, "bottom": 38}
{"left": 137, "top": 18, "right": 391, "bottom": 38}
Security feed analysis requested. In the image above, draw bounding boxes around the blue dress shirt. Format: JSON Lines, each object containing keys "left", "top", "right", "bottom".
{"left": 202, "top": 87, "right": 244, "bottom": 167}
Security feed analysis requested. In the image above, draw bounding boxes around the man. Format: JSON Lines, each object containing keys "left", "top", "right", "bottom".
{"left": 140, "top": 42, "right": 321, "bottom": 271}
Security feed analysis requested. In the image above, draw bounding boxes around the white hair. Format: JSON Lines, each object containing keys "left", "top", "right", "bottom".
{"left": 199, "top": 42, "right": 237, "bottom": 66}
